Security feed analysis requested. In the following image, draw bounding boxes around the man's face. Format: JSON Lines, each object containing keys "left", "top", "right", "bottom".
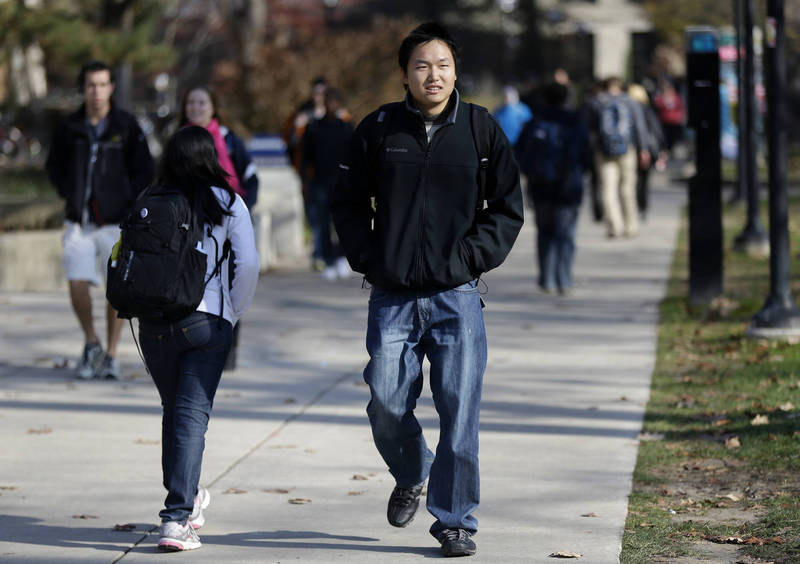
{"left": 83, "top": 70, "right": 114, "bottom": 114}
{"left": 402, "top": 39, "right": 457, "bottom": 117}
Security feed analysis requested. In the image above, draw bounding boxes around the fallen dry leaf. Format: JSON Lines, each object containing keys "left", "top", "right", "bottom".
{"left": 263, "top": 488, "right": 291, "bottom": 494}
{"left": 580, "top": 512, "right": 597, "bottom": 518}
{"left": 713, "top": 419, "right": 731, "bottom": 427}
{"left": 724, "top": 493, "right": 742, "bottom": 502}
{"left": 223, "top": 488, "right": 247, "bottom": 494}
{"left": 725, "top": 436, "right": 741, "bottom": 449}
{"left": 751, "top": 414, "right": 770, "bottom": 426}
{"left": 347, "top": 491, "right": 365, "bottom": 496}
{"left": 778, "top": 402, "right": 795, "bottom": 411}
{"left": 288, "top": 498, "right": 311, "bottom": 504}
{"left": 72, "top": 514, "right": 98, "bottom": 519}
{"left": 283, "top": 398, "right": 297, "bottom": 404}
{"left": 113, "top": 523, "right": 136, "bottom": 532}
{"left": 351, "top": 474, "right": 369, "bottom": 481}
{"left": 27, "top": 427, "right": 52, "bottom": 435}
{"left": 639, "top": 523, "right": 656, "bottom": 528}
{"left": 549, "top": 551, "right": 582, "bottom": 558}
{"left": 0, "top": 486, "right": 17, "bottom": 491}
{"left": 135, "top": 438, "right": 159, "bottom": 445}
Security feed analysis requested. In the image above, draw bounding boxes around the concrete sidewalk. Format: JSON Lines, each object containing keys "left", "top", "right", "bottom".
{"left": 0, "top": 173, "right": 683, "bottom": 564}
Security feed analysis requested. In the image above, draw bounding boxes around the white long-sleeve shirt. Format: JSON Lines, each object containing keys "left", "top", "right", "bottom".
{"left": 196, "top": 186, "right": 259, "bottom": 325}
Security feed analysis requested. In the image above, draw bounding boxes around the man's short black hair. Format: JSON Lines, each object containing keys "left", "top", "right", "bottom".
{"left": 78, "top": 60, "right": 114, "bottom": 89}
{"left": 543, "top": 82, "right": 568, "bottom": 107}
{"left": 398, "top": 21, "right": 461, "bottom": 74}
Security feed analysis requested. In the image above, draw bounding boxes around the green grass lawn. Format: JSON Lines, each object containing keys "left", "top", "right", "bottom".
{"left": 620, "top": 200, "right": 800, "bottom": 563}
{"left": 0, "top": 166, "right": 54, "bottom": 199}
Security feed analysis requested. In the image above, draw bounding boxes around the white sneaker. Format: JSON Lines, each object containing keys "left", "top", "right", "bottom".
{"left": 157, "top": 520, "right": 201, "bottom": 552}
{"left": 77, "top": 342, "right": 104, "bottom": 379}
{"left": 335, "top": 257, "right": 352, "bottom": 279}
{"left": 188, "top": 486, "right": 210, "bottom": 530}
{"left": 321, "top": 265, "right": 338, "bottom": 281}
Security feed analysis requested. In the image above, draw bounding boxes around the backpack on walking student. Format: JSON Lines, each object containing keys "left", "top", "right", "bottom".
{"left": 106, "top": 186, "right": 229, "bottom": 322}
{"left": 517, "top": 118, "right": 568, "bottom": 189}
{"left": 598, "top": 97, "right": 633, "bottom": 157}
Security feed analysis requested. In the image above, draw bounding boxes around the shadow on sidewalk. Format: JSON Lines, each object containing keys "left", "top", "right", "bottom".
{"left": 130, "top": 529, "right": 441, "bottom": 557}
{"left": 0, "top": 514, "right": 154, "bottom": 553}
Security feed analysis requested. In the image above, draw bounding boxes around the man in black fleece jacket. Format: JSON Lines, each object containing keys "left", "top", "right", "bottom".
{"left": 332, "top": 22, "right": 523, "bottom": 558}
{"left": 46, "top": 61, "right": 154, "bottom": 380}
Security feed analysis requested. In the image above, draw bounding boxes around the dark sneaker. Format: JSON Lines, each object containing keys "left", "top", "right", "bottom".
{"left": 77, "top": 342, "right": 104, "bottom": 379}
{"left": 438, "top": 528, "right": 477, "bottom": 557}
{"left": 387, "top": 484, "right": 423, "bottom": 527}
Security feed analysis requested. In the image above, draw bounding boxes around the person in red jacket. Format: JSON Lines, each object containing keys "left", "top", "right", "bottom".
{"left": 652, "top": 77, "right": 685, "bottom": 152}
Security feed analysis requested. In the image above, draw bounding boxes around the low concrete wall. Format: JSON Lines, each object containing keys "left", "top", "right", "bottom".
{"left": 0, "top": 166, "right": 308, "bottom": 291}
{"left": 251, "top": 167, "right": 307, "bottom": 271}
{"left": 0, "top": 229, "right": 65, "bottom": 292}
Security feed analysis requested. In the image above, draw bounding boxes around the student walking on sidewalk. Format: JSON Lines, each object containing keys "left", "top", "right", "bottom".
{"left": 332, "top": 22, "right": 523, "bottom": 557}
{"left": 138, "top": 126, "right": 259, "bottom": 552}
{"left": 46, "top": 60, "right": 154, "bottom": 380}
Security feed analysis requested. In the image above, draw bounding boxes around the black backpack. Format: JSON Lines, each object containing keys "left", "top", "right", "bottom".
{"left": 517, "top": 118, "right": 569, "bottom": 187}
{"left": 106, "top": 186, "right": 229, "bottom": 322}
{"left": 370, "top": 102, "right": 491, "bottom": 210}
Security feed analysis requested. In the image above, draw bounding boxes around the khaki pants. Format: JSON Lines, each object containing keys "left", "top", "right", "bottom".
{"left": 595, "top": 148, "right": 638, "bottom": 237}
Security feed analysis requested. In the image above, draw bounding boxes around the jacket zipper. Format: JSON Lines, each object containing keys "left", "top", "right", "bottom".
{"left": 413, "top": 140, "right": 432, "bottom": 287}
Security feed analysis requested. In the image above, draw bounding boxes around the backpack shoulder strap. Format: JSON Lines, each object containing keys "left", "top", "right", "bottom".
{"left": 470, "top": 103, "right": 491, "bottom": 210}
{"left": 369, "top": 103, "right": 396, "bottom": 161}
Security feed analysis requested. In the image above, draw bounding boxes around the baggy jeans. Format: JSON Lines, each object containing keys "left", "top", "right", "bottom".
{"left": 139, "top": 311, "right": 233, "bottom": 523}
{"left": 363, "top": 280, "right": 487, "bottom": 537}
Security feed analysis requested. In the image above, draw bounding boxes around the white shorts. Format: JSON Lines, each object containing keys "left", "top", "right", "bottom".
{"left": 62, "top": 221, "right": 120, "bottom": 285}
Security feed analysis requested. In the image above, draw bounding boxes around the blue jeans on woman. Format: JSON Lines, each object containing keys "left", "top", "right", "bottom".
{"left": 532, "top": 201, "right": 579, "bottom": 292}
{"left": 139, "top": 311, "right": 233, "bottom": 523}
{"left": 363, "top": 280, "right": 487, "bottom": 538}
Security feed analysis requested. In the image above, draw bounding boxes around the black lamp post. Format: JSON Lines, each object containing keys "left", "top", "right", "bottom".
{"left": 732, "top": 0, "right": 746, "bottom": 203}
{"left": 748, "top": 0, "right": 800, "bottom": 337}
{"left": 733, "top": 0, "right": 769, "bottom": 255}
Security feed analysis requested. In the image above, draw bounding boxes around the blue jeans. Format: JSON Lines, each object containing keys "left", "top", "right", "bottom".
{"left": 363, "top": 280, "right": 487, "bottom": 537}
{"left": 533, "top": 201, "right": 579, "bottom": 291}
{"left": 139, "top": 311, "right": 233, "bottom": 523}
{"left": 307, "top": 180, "right": 341, "bottom": 266}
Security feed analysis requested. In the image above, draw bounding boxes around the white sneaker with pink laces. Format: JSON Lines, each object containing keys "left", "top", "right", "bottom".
{"left": 188, "top": 486, "right": 210, "bottom": 530}
{"left": 157, "top": 521, "right": 201, "bottom": 552}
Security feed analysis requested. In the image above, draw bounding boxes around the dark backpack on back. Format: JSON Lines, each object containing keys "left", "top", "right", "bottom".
{"left": 517, "top": 118, "right": 568, "bottom": 187}
{"left": 106, "top": 187, "right": 227, "bottom": 322}
{"left": 598, "top": 97, "right": 633, "bottom": 156}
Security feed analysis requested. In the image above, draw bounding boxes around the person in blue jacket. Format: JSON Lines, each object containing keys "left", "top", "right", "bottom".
{"left": 493, "top": 85, "right": 532, "bottom": 145}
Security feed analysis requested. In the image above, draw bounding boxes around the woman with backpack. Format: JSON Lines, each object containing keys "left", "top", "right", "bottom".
{"left": 139, "top": 126, "right": 259, "bottom": 552}
{"left": 180, "top": 85, "right": 259, "bottom": 371}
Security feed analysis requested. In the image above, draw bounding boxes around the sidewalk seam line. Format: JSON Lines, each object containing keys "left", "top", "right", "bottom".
{"left": 207, "top": 370, "right": 354, "bottom": 489}
{"left": 111, "top": 371, "right": 354, "bottom": 561}
{"left": 110, "top": 525, "right": 158, "bottom": 564}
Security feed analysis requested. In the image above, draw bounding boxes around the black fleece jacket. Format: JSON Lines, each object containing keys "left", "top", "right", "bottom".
{"left": 46, "top": 105, "right": 154, "bottom": 225}
{"left": 332, "top": 92, "right": 524, "bottom": 291}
